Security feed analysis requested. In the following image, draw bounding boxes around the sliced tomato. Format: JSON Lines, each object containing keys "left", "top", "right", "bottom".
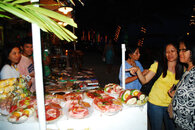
{"left": 64, "top": 92, "right": 83, "bottom": 101}
{"left": 27, "top": 105, "right": 33, "bottom": 109}
{"left": 125, "top": 95, "right": 133, "bottom": 103}
{"left": 45, "top": 107, "right": 61, "bottom": 121}
{"left": 19, "top": 100, "right": 25, "bottom": 106}
{"left": 9, "top": 105, "right": 17, "bottom": 113}
{"left": 86, "top": 92, "right": 100, "bottom": 99}
{"left": 107, "top": 88, "right": 112, "bottom": 93}
{"left": 25, "top": 97, "right": 30, "bottom": 100}
{"left": 119, "top": 90, "right": 124, "bottom": 98}
{"left": 71, "top": 106, "right": 85, "bottom": 114}
{"left": 47, "top": 109, "right": 57, "bottom": 118}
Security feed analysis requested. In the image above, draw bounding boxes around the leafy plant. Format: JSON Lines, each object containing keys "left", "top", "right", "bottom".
{"left": 0, "top": 0, "right": 77, "bottom": 41}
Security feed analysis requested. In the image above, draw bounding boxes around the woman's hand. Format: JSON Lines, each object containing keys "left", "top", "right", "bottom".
{"left": 168, "top": 84, "right": 177, "bottom": 98}
{"left": 168, "top": 89, "right": 175, "bottom": 98}
{"left": 128, "top": 67, "right": 155, "bottom": 85}
{"left": 126, "top": 66, "right": 139, "bottom": 75}
{"left": 29, "top": 72, "right": 35, "bottom": 78}
{"left": 27, "top": 80, "right": 32, "bottom": 89}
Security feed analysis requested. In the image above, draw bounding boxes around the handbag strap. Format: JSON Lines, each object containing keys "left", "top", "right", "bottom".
{"left": 146, "top": 61, "right": 163, "bottom": 87}
{"left": 140, "top": 61, "right": 163, "bottom": 95}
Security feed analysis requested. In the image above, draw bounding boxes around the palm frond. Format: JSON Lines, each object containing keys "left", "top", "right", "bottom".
{"left": 0, "top": 0, "right": 78, "bottom": 41}
{"left": 25, "top": 4, "right": 77, "bottom": 28}
{"left": 12, "top": 0, "right": 31, "bottom": 5}
{"left": 1, "top": 0, "right": 15, "bottom": 2}
{"left": 0, "top": 13, "right": 11, "bottom": 18}
{"left": 0, "top": 3, "right": 32, "bottom": 22}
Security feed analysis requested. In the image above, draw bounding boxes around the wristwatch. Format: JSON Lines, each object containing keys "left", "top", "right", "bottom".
{"left": 26, "top": 75, "right": 32, "bottom": 82}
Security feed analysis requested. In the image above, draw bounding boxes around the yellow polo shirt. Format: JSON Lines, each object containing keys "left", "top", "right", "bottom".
{"left": 148, "top": 62, "right": 179, "bottom": 107}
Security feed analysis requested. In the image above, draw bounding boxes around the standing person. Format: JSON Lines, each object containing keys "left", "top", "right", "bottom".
{"left": 129, "top": 42, "right": 184, "bottom": 130}
{"left": 168, "top": 36, "right": 195, "bottom": 130}
{"left": 0, "top": 43, "right": 21, "bottom": 79}
{"left": 17, "top": 37, "right": 35, "bottom": 92}
{"left": 103, "top": 39, "right": 114, "bottom": 73}
{"left": 42, "top": 41, "right": 51, "bottom": 77}
{"left": 118, "top": 44, "right": 148, "bottom": 90}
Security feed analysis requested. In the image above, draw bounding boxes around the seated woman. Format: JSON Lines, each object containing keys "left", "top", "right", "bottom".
{"left": 118, "top": 44, "right": 148, "bottom": 90}
{"left": 0, "top": 43, "right": 21, "bottom": 79}
{"left": 0, "top": 42, "right": 32, "bottom": 88}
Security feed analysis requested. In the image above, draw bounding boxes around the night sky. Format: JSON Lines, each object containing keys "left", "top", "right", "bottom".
{"left": 74, "top": 0, "right": 194, "bottom": 45}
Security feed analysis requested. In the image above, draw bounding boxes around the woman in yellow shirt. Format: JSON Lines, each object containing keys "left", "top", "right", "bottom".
{"left": 130, "top": 42, "right": 184, "bottom": 130}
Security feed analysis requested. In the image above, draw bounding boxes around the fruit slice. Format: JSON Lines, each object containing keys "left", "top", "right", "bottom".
{"left": 130, "top": 89, "right": 140, "bottom": 96}
{"left": 104, "top": 87, "right": 111, "bottom": 92}
{"left": 124, "top": 95, "right": 133, "bottom": 103}
{"left": 121, "top": 90, "right": 131, "bottom": 101}
{"left": 126, "top": 97, "right": 137, "bottom": 105}
{"left": 138, "top": 93, "right": 146, "bottom": 101}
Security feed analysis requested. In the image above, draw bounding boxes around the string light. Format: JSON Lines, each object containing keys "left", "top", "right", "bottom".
{"left": 114, "top": 25, "right": 121, "bottom": 42}
{"left": 138, "top": 26, "right": 147, "bottom": 47}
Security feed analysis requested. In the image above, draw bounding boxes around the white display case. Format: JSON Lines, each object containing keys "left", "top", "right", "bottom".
{"left": 0, "top": 103, "right": 147, "bottom": 130}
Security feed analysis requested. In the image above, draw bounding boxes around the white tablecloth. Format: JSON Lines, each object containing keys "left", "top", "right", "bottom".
{"left": 0, "top": 103, "right": 147, "bottom": 130}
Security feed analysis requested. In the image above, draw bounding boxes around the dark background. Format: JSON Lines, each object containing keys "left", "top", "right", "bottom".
{"left": 0, "top": 0, "right": 194, "bottom": 85}
{"left": 74, "top": 0, "right": 194, "bottom": 42}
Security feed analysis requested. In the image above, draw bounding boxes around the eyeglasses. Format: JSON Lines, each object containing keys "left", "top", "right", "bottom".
{"left": 179, "top": 49, "right": 188, "bottom": 52}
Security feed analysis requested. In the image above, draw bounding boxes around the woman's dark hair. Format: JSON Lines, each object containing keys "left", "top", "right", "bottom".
{"left": 0, "top": 42, "right": 20, "bottom": 69}
{"left": 161, "top": 42, "right": 184, "bottom": 80}
{"left": 125, "top": 44, "right": 139, "bottom": 60}
{"left": 20, "top": 37, "right": 32, "bottom": 47}
{"left": 178, "top": 36, "right": 195, "bottom": 65}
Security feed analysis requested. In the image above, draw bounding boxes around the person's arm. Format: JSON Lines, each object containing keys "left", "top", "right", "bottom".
{"left": 125, "top": 69, "right": 149, "bottom": 83}
{"left": 1, "top": 65, "right": 19, "bottom": 79}
{"left": 142, "top": 69, "right": 149, "bottom": 75}
{"left": 129, "top": 66, "right": 155, "bottom": 84}
{"left": 1, "top": 65, "right": 11, "bottom": 79}
{"left": 125, "top": 75, "right": 138, "bottom": 83}
{"left": 136, "top": 68, "right": 155, "bottom": 84}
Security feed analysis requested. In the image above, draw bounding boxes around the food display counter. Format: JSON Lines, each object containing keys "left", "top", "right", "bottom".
{"left": 0, "top": 104, "right": 147, "bottom": 130}
{"left": 47, "top": 104, "right": 147, "bottom": 130}
{"left": 0, "top": 80, "right": 148, "bottom": 130}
